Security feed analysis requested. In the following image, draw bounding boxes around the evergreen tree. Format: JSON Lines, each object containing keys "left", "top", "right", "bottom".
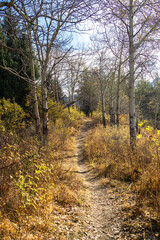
{"left": 47, "top": 74, "right": 64, "bottom": 104}
{"left": 0, "top": 9, "right": 31, "bottom": 108}
{"left": 78, "top": 68, "right": 98, "bottom": 117}
{"left": 136, "top": 78, "right": 160, "bottom": 128}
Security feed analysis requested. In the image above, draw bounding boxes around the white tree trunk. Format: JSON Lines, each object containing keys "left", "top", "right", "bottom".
{"left": 28, "top": 28, "right": 41, "bottom": 142}
{"left": 116, "top": 41, "right": 124, "bottom": 128}
{"left": 32, "top": 84, "right": 41, "bottom": 140}
{"left": 41, "top": 70, "right": 49, "bottom": 142}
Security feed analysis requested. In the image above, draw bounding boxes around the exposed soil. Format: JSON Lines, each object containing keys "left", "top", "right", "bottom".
{"left": 74, "top": 120, "right": 160, "bottom": 240}
{"left": 76, "top": 120, "right": 122, "bottom": 239}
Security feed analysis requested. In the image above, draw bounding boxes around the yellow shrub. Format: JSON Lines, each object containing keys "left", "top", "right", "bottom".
{"left": 84, "top": 124, "right": 160, "bottom": 218}
{"left": 0, "top": 98, "right": 27, "bottom": 131}
{"left": 48, "top": 99, "right": 84, "bottom": 128}
{"left": 92, "top": 108, "right": 110, "bottom": 125}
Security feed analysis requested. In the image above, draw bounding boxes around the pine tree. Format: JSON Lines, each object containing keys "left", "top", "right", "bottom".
{"left": 78, "top": 68, "right": 98, "bottom": 117}
{"left": 0, "top": 9, "right": 31, "bottom": 108}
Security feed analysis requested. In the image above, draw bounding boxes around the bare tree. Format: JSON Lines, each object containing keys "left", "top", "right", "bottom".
{"left": 29, "top": 0, "right": 96, "bottom": 142}
{"left": 27, "top": 27, "right": 41, "bottom": 142}
{"left": 0, "top": 1, "right": 14, "bottom": 9}
{"left": 101, "top": 0, "right": 160, "bottom": 146}
{"left": 65, "top": 52, "right": 84, "bottom": 106}
{"left": 0, "top": 0, "right": 98, "bottom": 144}
{"left": 103, "top": 26, "right": 129, "bottom": 127}
{"left": 93, "top": 48, "right": 113, "bottom": 128}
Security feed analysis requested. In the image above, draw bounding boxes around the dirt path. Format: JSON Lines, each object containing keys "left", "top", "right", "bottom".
{"left": 76, "top": 120, "right": 123, "bottom": 240}
{"left": 70, "top": 119, "right": 160, "bottom": 240}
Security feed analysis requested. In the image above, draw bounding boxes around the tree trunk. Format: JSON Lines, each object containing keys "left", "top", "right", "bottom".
{"left": 102, "top": 94, "right": 106, "bottom": 128}
{"left": 110, "top": 103, "right": 115, "bottom": 127}
{"left": 99, "top": 54, "right": 106, "bottom": 128}
{"left": 32, "top": 85, "right": 41, "bottom": 140}
{"left": 116, "top": 45, "right": 123, "bottom": 128}
{"left": 129, "top": 0, "right": 136, "bottom": 146}
{"left": 154, "top": 111, "right": 158, "bottom": 128}
{"left": 55, "top": 79, "right": 59, "bottom": 102}
{"left": 116, "top": 78, "right": 120, "bottom": 127}
{"left": 136, "top": 118, "right": 140, "bottom": 134}
{"left": 110, "top": 73, "right": 115, "bottom": 126}
{"left": 71, "top": 87, "right": 74, "bottom": 108}
{"left": 41, "top": 70, "right": 49, "bottom": 144}
{"left": 28, "top": 28, "right": 41, "bottom": 142}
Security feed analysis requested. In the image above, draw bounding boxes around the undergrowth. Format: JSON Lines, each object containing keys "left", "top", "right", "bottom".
{"left": 84, "top": 119, "right": 160, "bottom": 223}
{"left": 0, "top": 99, "right": 85, "bottom": 240}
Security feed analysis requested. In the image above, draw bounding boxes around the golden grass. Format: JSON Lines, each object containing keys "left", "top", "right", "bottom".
{"left": 84, "top": 123, "right": 160, "bottom": 220}
{"left": 0, "top": 109, "right": 86, "bottom": 239}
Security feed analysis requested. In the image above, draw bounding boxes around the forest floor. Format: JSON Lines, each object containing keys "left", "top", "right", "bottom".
{"left": 67, "top": 119, "right": 159, "bottom": 240}
{"left": 1, "top": 120, "right": 159, "bottom": 239}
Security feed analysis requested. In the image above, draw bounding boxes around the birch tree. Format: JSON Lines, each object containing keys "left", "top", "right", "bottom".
{"left": 27, "top": 0, "right": 94, "bottom": 142}
{"left": 27, "top": 27, "right": 41, "bottom": 141}
{"left": 65, "top": 52, "right": 84, "bottom": 106}
{"left": 102, "top": 0, "right": 160, "bottom": 145}
{"left": 104, "top": 28, "right": 127, "bottom": 127}
{"left": 94, "top": 50, "right": 113, "bottom": 128}
{"left": 0, "top": 0, "right": 96, "bottom": 143}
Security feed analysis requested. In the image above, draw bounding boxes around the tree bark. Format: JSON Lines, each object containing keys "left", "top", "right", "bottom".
{"left": 110, "top": 73, "right": 115, "bottom": 127}
{"left": 71, "top": 87, "right": 74, "bottom": 108}
{"left": 28, "top": 28, "right": 41, "bottom": 142}
{"left": 129, "top": 0, "right": 136, "bottom": 147}
{"left": 116, "top": 41, "right": 124, "bottom": 128}
{"left": 102, "top": 94, "right": 106, "bottom": 128}
{"left": 116, "top": 76, "right": 120, "bottom": 127}
{"left": 41, "top": 70, "right": 49, "bottom": 144}
{"left": 110, "top": 104, "right": 115, "bottom": 127}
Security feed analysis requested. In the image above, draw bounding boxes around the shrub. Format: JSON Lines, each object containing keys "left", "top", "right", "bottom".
{"left": 84, "top": 123, "right": 160, "bottom": 220}
{"left": 0, "top": 101, "right": 85, "bottom": 239}
{"left": 48, "top": 99, "right": 84, "bottom": 128}
{"left": 0, "top": 98, "right": 27, "bottom": 132}
{"left": 92, "top": 105, "right": 110, "bottom": 125}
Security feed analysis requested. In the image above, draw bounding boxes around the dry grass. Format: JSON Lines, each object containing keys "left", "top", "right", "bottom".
{"left": 0, "top": 109, "right": 87, "bottom": 240}
{"left": 84, "top": 122, "right": 160, "bottom": 222}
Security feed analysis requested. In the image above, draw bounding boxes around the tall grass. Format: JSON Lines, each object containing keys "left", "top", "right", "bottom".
{"left": 0, "top": 103, "right": 85, "bottom": 240}
{"left": 84, "top": 120, "right": 160, "bottom": 221}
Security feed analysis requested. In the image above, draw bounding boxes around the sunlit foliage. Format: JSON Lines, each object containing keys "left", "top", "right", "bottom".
{"left": 84, "top": 121, "right": 160, "bottom": 221}
{"left": 0, "top": 100, "right": 85, "bottom": 239}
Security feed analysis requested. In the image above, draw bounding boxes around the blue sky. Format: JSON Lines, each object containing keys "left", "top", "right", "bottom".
{"left": 71, "top": 20, "right": 96, "bottom": 49}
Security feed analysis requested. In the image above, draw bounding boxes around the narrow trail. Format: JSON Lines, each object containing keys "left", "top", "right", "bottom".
{"left": 76, "top": 120, "right": 122, "bottom": 240}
